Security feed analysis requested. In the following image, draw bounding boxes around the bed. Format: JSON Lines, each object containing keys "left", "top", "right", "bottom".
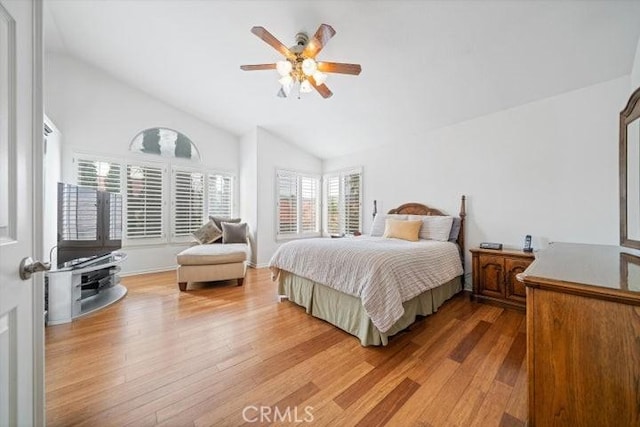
{"left": 269, "top": 197, "right": 466, "bottom": 346}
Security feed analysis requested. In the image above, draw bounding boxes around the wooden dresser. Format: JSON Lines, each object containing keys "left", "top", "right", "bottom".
{"left": 470, "top": 248, "right": 535, "bottom": 310}
{"left": 520, "top": 243, "right": 640, "bottom": 426}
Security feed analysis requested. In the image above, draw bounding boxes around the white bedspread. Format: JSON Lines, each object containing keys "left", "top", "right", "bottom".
{"left": 269, "top": 236, "right": 463, "bottom": 333}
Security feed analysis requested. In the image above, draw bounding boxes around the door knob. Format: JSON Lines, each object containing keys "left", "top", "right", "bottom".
{"left": 19, "top": 257, "right": 51, "bottom": 280}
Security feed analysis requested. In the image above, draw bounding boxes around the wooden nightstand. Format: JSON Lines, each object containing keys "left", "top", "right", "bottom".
{"left": 470, "top": 247, "right": 535, "bottom": 310}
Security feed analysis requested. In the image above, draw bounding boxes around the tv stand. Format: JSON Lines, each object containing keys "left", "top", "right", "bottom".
{"left": 46, "top": 252, "right": 127, "bottom": 325}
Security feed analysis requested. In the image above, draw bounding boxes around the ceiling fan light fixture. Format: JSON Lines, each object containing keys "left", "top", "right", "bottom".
{"left": 241, "top": 24, "right": 359, "bottom": 99}
{"left": 301, "top": 58, "right": 317, "bottom": 76}
{"left": 279, "top": 75, "right": 293, "bottom": 86}
{"left": 276, "top": 60, "right": 292, "bottom": 76}
{"left": 279, "top": 75, "right": 293, "bottom": 97}
{"left": 299, "top": 79, "right": 313, "bottom": 93}
{"left": 312, "top": 71, "right": 327, "bottom": 85}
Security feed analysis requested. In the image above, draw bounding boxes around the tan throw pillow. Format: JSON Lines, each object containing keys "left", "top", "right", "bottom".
{"left": 370, "top": 213, "right": 408, "bottom": 236}
{"left": 192, "top": 220, "right": 223, "bottom": 244}
{"left": 382, "top": 219, "right": 422, "bottom": 242}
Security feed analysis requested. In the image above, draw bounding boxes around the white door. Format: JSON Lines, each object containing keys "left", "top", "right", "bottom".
{"left": 0, "top": 0, "right": 44, "bottom": 426}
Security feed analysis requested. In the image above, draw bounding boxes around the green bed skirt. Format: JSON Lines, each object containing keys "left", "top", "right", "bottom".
{"left": 277, "top": 272, "right": 462, "bottom": 346}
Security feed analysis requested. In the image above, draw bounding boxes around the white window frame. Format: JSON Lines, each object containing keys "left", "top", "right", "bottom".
{"left": 74, "top": 152, "right": 238, "bottom": 247}
{"left": 323, "top": 167, "right": 363, "bottom": 236}
{"left": 171, "top": 166, "right": 205, "bottom": 243}
{"left": 124, "top": 160, "right": 168, "bottom": 246}
{"left": 73, "top": 155, "right": 123, "bottom": 194}
{"left": 207, "top": 172, "right": 234, "bottom": 219}
{"left": 73, "top": 153, "right": 168, "bottom": 247}
{"left": 73, "top": 152, "right": 237, "bottom": 247}
{"left": 276, "top": 169, "right": 321, "bottom": 241}
{"left": 72, "top": 154, "right": 125, "bottom": 243}
{"left": 169, "top": 168, "right": 235, "bottom": 243}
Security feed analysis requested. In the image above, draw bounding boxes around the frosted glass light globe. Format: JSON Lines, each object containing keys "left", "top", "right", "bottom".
{"left": 301, "top": 58, "right": 317, "bottom": 76}
{"left": 300, "top": 79, "right": 313, "bottom": 93}
{"left": 279, "top": 75, "right": 293, "bottom": 96}
{"left": 276, "top": 60, "right": 292, "bottom": 76}
{"left": 312, "top": 71, "right": 327, "bottom": 85}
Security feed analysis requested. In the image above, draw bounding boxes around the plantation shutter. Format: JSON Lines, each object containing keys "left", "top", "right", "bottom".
{"left": 300, "top": 176, "right": 319, "bottom": 233}
{"left": 277, "top": 171, "right": 298, "bottom": 236}
{"left": 74, "top": 157, "right": 123, "bottom": 243}
{"left": 59, "top": 184, "right": 98, "bottom": 241}
{"left": 207, "top": 173, "right": 233, "bottom": 218}
{"left": 126, "top": 164, "right": 164, "bottom": 239}
{"left": 323, "top": 168, "right": 362, "bottom": 235}
{"left": 325, "top": 175, "right": 340, "bottom": 235}
{"left": 76, "top": 158, "right": 121, "bottom": 193}
{"left": 343, "top": 171, "right": 362, "bottom": 234}
{"left": 172, "top": 169, "right": 204, "bottom": 237}
{"left": 276, "top": 170, "right": 320, "bottom": 238}
{"left": 108, "top": 191, "right": 123, "bottom": 241}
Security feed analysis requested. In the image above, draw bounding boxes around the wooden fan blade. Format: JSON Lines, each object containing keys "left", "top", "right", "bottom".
{"left": 250, "top": 26, "right": 294, "bottom": 59}
{"left": 240, "top": 63, "right": 277, "bottom": 71}
{"left": 309, "top": 76, "right": 333, "bottom": 98}
{"left": 317, "top": 62, "right": 362, "bottom": 75}
{"left": 302, "top": 24, "right": 336, "bottom": 58}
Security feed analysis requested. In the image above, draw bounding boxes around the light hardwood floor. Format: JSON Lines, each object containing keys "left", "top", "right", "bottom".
{"left": 46, "top": 268, "right": 527, "bottom": 426}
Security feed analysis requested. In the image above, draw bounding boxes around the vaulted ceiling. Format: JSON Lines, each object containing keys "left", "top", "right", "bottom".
{"left": 44, "top": 0, "right": 640, "bottom": 159}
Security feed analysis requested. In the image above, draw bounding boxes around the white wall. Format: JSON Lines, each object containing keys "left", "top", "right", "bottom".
{"left": 324, "top": 76, "right": 630, "bottom": 281}
{"left": 255, "top": 128, "right": 322, "bottom": 266}
{"left": 43, "top": 116, "right": 61, "bottom": 264}
{"left": 240, "top": 128, "right": 258, "bottom": 265}
{"left": 44, "top": 53, "right": 240, "bottom": 275}
{"left": 632, "top": 35, "right": 640, "bottom": 89}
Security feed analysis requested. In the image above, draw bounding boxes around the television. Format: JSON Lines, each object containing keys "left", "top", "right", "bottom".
{"left": 57, "top": 182, "right": 122, "bottom": 268}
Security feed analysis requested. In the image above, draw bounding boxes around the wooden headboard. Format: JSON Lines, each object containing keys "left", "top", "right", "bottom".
{"left": 388, "top": 195, "right": 467, "bottom": 271}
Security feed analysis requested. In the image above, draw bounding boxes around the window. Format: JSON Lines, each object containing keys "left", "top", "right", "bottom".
{"left": 324, "top": 169, "right": 362, "bottom": 235}
{"left": 207, "top": 173, "right": 233, "bottom": 218}
{"left": 125, "top": 164, "right": 165, "bottom": 240}
{"left": 56, "top": 182, "right": 123, "bottom": 266}
{"left": 74, "top": 157, "right": 123, "bottom": 241}
{"left": 76, "top": 158, "right": 121, "bottom": 193}
{"left": 59, "top": 184, "right": 98, "bottom": 241}
{"left": 75, "top": 154, "right": 236, "bottom": 245}
{"left": 129, "top": 127, "right": 201, "bottom": 161}
{"left": 276, "top": 170, "right": 320, "bottom": 239}
{"left": 172, "top": 168, "right": 204, "bottom": 239}
{"left": 300, "top": 176, "right": 319, "bottom": 233}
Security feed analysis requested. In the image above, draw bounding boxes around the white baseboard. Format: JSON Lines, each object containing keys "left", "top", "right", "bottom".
{"left": 120, "top": 266, "right": 177, "bottom": 277}
{"left": 247, "top": 262, "right": 269, "bottom": 269}
{"left": 122, "top": 262, "right": 269, "bottom": 276}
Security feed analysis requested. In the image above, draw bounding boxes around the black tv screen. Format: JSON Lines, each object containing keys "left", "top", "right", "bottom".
{"left": 57, "top": 182, "right": 122, "bottom": 268}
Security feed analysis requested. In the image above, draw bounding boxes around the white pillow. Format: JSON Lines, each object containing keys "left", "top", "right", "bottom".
{"left": 370, "top": 214, "right": 407, "bottom": 236}
{"left": 407, "top": 215, "right": 454, "bottom": 241}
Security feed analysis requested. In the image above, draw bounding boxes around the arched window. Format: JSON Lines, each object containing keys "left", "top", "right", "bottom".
{"left": 129, "top": 127, "right": 201, "bottom": 161}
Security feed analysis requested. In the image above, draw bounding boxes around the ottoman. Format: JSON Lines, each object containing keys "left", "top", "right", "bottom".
{"left": 176, "top": 243, "right": 249, "bottom": 291}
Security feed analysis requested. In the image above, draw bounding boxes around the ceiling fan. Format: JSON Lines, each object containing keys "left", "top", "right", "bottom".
{"left": 240, "top": 24, "right": 362, "bottom": 99}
